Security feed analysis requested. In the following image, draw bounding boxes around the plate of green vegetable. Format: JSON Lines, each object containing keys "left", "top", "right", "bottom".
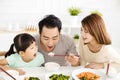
{"left": 45, "top": 72, "right": 71, "bottom": 80}
{"left": 24, "top": 76, "right": 40, "bottom": 80}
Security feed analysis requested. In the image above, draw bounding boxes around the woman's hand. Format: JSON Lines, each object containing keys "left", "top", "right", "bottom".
{"left": 65, "top": 54, "right": 80, "bottom": 66}
{"left": 0, "top": 65, "right": 25, "bottom": 75}
{"left": 85, "top": 63, "right": 104, "bottom": 69}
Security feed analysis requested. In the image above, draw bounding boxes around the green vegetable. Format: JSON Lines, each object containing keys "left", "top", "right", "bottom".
{"left": 29, "top": 77, "right": 40, "bottom": 80}
{"left": 79, "top": 77, "right": 87, "bottom": 80}
{"left": 49, "top": 74, "right": 70, "bottom": 80}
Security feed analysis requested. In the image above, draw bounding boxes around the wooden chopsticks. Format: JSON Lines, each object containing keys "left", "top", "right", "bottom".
{"left": 106, "top": 63, "right": 110, "bottom": 76}
{"left": 0, "top": 67, "right": 16, "bottom": 80}
{"left": 54, "top": 54, "right": 79, "bottom": 57}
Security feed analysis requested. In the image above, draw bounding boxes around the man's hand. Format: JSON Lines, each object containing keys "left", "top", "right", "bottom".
{"left": 65, "top": 54, "right": 80, "bottom": 66}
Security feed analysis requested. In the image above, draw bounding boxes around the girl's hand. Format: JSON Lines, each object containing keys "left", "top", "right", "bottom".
{"left": 85, "top": 63, "right": 104, "bottom": 69}
{"left": 65, "top": 54, "right": 80, "bottom": 66}
{"left": 14, "top": 68, "right": 26, "bottom": 75}
{"left": 0, "top": 65, "right": 25, "bottom": 75}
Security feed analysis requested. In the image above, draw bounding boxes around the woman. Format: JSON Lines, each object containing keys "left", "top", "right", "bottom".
{"left": 80, "top": 14, "right": 120, "bottom": 70}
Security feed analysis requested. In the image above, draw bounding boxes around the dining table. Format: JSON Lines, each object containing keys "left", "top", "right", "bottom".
{"left": 0, "top": 66, "right": 120, "bottom": 80}
{"left": 19, "top": 66, "right": 81, "bottom": 80}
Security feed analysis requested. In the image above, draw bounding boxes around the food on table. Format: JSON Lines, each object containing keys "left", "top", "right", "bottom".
{"left": 48, "top": 52, "right": 55, "bottom": 56}
{"left": 49, "top": 73, "right": 70, "bottom": 80}
{"left": 77, "top": 72, "right": 100, "bottom": 80}
{"left": 45, "top": 62, "right": 60, "bottom": 72}
{"left": 24, "top": 77, "right": 40, "bottom": 80}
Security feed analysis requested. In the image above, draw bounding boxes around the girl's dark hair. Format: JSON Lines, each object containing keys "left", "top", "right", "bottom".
{"left": 5, "top": 33, "right": 35, "bottom": 58}
{"left": 38, "top": 14, "right": 62, "bottom": 34}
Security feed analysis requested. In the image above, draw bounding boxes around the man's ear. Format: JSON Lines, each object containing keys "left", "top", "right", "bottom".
{"left": 19, "top": 51, "right": 25, "bottom": 56}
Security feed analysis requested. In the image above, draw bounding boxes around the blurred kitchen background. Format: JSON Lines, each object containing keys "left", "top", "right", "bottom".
{"left": 0, "top": 0, "right": 120, "bottom": 50}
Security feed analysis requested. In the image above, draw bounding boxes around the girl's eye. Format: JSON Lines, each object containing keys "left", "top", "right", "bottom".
{"left": 31, "top": 47, "right": 34, "bottom": 49}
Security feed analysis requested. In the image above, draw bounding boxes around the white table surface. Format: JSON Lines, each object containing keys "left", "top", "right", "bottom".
{"left": 1, "top": 66, "right": 120, "bottom": 80}
{"left": 19, "top": 66, "right": 81, "bottom": 80}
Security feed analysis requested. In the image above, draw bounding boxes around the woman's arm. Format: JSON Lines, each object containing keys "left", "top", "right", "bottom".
{"left": 0, "top": 51, "right": 6, "bottom": 56}
{"left": 0, "top": 58, "right": 8, "bottom": 65}
{"left": 85, "top": 63, "right": 104, "bottom": 69}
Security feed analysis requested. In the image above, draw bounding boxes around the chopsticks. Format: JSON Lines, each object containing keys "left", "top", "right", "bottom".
{"left": 54, "top": 54, "right": 79, "bottom": 57}
{"left": 106, "top": 63, "right": 110, "bottom": 76}
{"left": 0, "top": 67, "right": 16, "bottom": 80}
{"left": 48, "top": 52, "right": 79, "bottom": 57}
{"left": 54, "top": 54, "right": 66, "bottom": 56}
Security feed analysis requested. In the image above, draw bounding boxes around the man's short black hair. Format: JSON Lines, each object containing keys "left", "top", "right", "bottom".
{"left": 38, "top": 14, "right": 62, "bottom": 34}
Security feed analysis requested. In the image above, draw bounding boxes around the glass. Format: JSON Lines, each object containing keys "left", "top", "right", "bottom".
{"left": 105, "top": 60, "right": 118, "bottom": 80}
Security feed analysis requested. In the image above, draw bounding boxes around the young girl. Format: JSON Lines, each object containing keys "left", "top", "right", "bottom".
{"left": 80, "top": 14, "right": 120, "bottom": 71}
{"left": 0, "top": 33, "right": 44, "bottom": 74}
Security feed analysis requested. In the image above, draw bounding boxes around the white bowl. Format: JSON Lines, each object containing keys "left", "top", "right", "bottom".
{"left": 45, "top": 62, "right": 60, "bottom": 72}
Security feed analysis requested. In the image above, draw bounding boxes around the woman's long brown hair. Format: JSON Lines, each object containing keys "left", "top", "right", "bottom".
{"left": 81, "top": 14, "right": 111, "bottom": 45}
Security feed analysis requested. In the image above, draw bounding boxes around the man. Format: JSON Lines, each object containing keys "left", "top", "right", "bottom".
{"left": 34, "top": 14, "right": 80, "bottom": 66}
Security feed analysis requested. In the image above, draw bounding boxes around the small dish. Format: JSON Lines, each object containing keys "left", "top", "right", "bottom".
{"left": 72, "top": 68, "right": 106, "bottom": 80}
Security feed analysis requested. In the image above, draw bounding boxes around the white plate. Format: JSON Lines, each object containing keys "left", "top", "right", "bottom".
{"left": 18, "top": 75, "right": 41, "bottom": 80}
{"left": 45, "top": 72, "right": 71, "bottom": 80}
{"left": 72, "top": 68, "right": 106, "bottom": 80}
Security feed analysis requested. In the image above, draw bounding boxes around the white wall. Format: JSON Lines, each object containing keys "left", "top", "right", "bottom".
{"left": 0, "top": 0, "right": 120, "bottom": 48}
{"left": 0, "top": 0, "right": 119, "bottom": 26}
